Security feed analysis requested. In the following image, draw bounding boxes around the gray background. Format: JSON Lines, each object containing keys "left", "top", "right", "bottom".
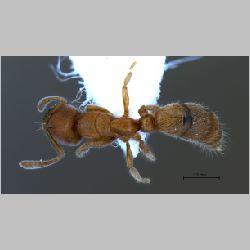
{"left": 1, "top": 56, "right": 249, "bottom": 193}
{"left": 0, "top": 1, "right": 250, "bottom": 250}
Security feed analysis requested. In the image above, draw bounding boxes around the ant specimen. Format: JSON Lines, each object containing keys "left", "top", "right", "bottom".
{"left": 19, "top": 61, "right": 223, "bottom": 184}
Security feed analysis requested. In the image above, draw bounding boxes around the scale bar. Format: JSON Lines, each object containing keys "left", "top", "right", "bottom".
{"left": 183, "top": 176, "right": 220, "bottom": 180}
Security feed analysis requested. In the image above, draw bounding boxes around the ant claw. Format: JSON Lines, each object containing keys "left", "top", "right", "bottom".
{"left": 75, "top": 148, "right": 89, "bottom": 158}
{"left": 129, "top": 167, "right": 150, "bottom": 184}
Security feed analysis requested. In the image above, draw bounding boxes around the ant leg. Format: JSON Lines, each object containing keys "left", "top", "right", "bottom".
{"left": 133, "top": 133, "right": 156, "bottom": 161}
{"left": 138, "top": 105, "right": 159, "bottom": 117}
{"left": 122, "top": 61, "right": 137, "bottom": 118}
{"left": 85, "top": 105, "right": 110, "bottom": 113}
{"left": 126, "top": 141, "right": 150, "bottom": 184}
{"left": 37, "top": 96, "right": 67, "bottom": 113}
{"left": 19, "top": 130, "right": 65, "bottom": 169}
{"left": 75, "top": 137, "right": 114, "bottom": 158}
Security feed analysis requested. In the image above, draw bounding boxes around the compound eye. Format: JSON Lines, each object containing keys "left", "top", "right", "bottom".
{"left": 183, "top": 110, "right": 192, "bottom": 130}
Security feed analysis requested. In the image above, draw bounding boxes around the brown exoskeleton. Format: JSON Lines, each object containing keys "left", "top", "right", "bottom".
{"left": 19, "top": 61, "right": 223, "bottom": 184}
